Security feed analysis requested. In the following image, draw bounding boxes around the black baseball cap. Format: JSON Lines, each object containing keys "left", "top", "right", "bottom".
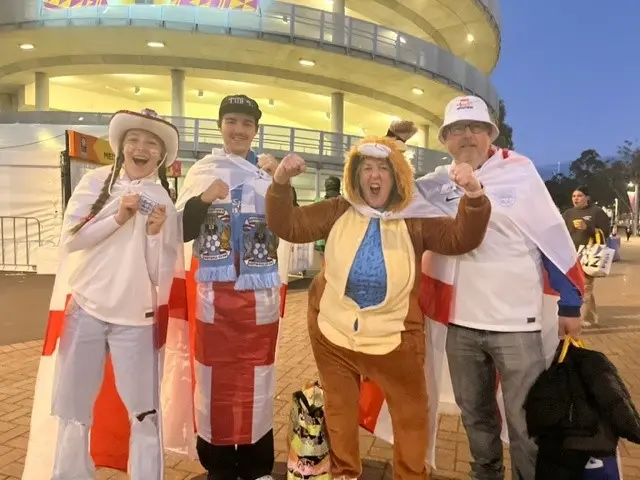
{"left": 218, "top": 94, "right": 262, "bottom": 123}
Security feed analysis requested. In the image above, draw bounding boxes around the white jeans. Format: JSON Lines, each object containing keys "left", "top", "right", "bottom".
{"left": 51, "top": 299, "right": 161, "bottom": 480}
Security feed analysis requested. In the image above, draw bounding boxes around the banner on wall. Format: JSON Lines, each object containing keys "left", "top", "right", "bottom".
{"left": 67, "top": 130, "right": 114, "bottom": 165}
{"left": 43, "top": 0, "right": 260, "bottom": 11}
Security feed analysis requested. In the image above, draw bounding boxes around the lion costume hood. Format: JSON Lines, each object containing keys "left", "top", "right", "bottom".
{"left": 343, "top": 135, "right": 415, "bottom": 213}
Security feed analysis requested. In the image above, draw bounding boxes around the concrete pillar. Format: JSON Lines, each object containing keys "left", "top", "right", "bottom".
{"left": 35, "top": 72, "right": 49, "bottom": 111}
{"left": 330, "top": 92, "right": 344, "bottom": 154}
{"left": 170, "top": 69, "right": 185, "bottom": 118}
{"left": 330, "top": 92, "right": 344, "bottom": 134}
{"left": 332, "top": 0, "right": 345, "bottom": 45}
{"left": 420, "top": 124, "right": 430, "bottom": 149}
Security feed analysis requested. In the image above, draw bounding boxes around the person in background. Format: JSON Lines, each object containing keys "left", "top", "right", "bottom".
{"left": 562, "top": 186, "right": 611, "bottom": 326}
{"left": 323, "top": 176, "right": 341, "bottom": 199}
{"left": 626, "top": 225, "right": 632, "bottom": 242}
{"left": 314, "top": 176, "right": 341, "bottom": 254}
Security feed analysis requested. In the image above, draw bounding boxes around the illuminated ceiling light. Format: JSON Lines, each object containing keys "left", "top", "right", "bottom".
{"left": 134, "top": 86, "right": 141, "bottom": 95}
{"left": 146, "top": 41, "right": 165, "bottom": 48}
{"left": 197, "top": 90, "right": 204, "bottom": 98}
{"left": 78, "top": 116, "right": 84, "bottom": 121}
{"left": 398, "top": 36, "right": 406, "bottom": 44}
{"left": 467, "top": 33, "right": 475, "bottom": 42}
{"left": 268, "top": 99, "right": 275, "bottom": 107}
{"left": 19, "top": 43, "right": 35, "bottom": 50}
{"left": 412, "top": 87, "right": 424, "bottom": 95}
{"left": 299, "top": 58, "right": 315, "bottom": 67}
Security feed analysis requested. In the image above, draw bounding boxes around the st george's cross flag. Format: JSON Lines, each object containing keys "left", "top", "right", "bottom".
{"left": 21, "top": 166, "right": 194, "bottom": 479}
{"left": 175, "top": 148, "right": 291, "bottom": 446}
{"left": 357, "top": 148, "right": 585, "bottom": 469}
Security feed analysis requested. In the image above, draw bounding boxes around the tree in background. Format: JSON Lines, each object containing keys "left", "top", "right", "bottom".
{"left": 544, "top": 148, "right": 633, "bottom": 211}
{"left": 494, "top": 99, "right": 514, "bottom": 150}
{"left": 545, "top": 173, "right": 577, "bottom": 211}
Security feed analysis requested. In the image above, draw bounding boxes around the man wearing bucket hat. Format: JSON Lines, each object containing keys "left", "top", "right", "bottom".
{"left": 22, "top": 109, "right": 188, "bottom": 480}
{"left": 176, "top": 94, "right": 285, "bottom": 480}
{"left": 412, "top": 96, "right": 585, "bottom": 478}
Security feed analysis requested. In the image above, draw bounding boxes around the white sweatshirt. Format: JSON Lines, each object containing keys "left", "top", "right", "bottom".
{"left": 66, "top": 205, "right": 163, "bottom": 327}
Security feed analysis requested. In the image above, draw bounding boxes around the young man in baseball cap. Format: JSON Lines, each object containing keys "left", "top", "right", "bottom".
{"left": 176, "top": 95, "right": 283, "bottom": 480}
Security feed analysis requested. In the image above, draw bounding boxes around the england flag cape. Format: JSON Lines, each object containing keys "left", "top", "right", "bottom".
{"left": 174, "top": 149, "right": 291, "bottom": 446}
{"left": 22, "top": 166, "right": 193, "bottom": 479}
{"left": 356, "top": 148, "right": 585, "bottom": 469}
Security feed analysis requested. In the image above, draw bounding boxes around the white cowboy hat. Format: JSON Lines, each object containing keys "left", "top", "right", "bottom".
{"left": 108, "top": 109, "right": 180, "bottom": 167}
{"left": 438, "top": 95, "right": 499, "bottom": 144}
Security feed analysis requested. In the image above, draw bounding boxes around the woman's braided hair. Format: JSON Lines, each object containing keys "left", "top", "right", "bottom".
{"left": 69, "top": 152, "right": 124, "bottom": 235}
{"left": 157, "top": 162, "right": 172, "bottom": 199}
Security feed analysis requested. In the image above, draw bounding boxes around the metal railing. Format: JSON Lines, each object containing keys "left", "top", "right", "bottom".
{"left": 21, "top": 2, "right": 498, "bottom": 111}
{"left": 0, "top": 111, "right": 453, "bottom": 175}
{"left": 0, "top": 216, "right": 43, "bottom": 272}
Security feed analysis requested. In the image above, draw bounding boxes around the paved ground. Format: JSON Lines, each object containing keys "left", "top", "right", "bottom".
{"left": 1, "top": 240, "right": 640, "bottom": 479}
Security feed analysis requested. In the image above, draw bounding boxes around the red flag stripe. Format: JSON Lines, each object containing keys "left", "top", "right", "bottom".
{"left": 358, "top": 378, "right": 386, "bottom": 434}
{"left": 91, "top": 356, "right": 130, "bottom": 471}
{"left": 418, "top": 273, "right": 453, "bottom": 325}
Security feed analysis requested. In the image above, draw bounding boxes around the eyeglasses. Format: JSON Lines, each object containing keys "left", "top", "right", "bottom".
{"left": 446, "top": 122, "right": 490, "bottom": 136}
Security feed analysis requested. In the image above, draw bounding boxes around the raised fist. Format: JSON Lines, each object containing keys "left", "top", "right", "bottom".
{"left": 258, "top": 154, "right": 278, "bottom": 176}
{"left": 115, "top": 194, "right": 140, "bottom": 225}
{"left": 146, "top": 204, "right": 167, "bottom": 236}
{"left": 449, "top": 162, "right": 482, "bottom": 193}
{"left": 273, "top": 153, "right": 306, "bottom": 185}
{"left": 201, "top": 178, "right": 230, "bottom": 204}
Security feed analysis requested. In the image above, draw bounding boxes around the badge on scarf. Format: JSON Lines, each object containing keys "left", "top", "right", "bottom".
{"left": 242, "top": 216, "right": 278, "bottom": 268}
{"left": 200, "top": 207, "right": 233, "bottom": 261}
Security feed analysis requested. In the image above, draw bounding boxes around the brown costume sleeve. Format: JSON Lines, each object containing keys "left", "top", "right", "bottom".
{"left": 265, "top": 181, "right": 349, "bottom": 244}
{"left": 413, "top": 194, "right": 492, "bottom": 255}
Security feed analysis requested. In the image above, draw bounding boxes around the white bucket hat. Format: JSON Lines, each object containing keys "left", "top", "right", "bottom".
{"left": 108, "top": 108, "right": 180, "bottom": 167}
{"left": 438, "top": 95, "right": 499, "bottom": 144}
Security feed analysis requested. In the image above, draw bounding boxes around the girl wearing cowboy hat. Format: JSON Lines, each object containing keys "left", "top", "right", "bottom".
{"left": 23, "top": 109, "right": 182, "bottom": 480}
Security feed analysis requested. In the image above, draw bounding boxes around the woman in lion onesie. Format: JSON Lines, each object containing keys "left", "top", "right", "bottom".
{"left": 265, "top": 132, "right": 492, "bottom": 479}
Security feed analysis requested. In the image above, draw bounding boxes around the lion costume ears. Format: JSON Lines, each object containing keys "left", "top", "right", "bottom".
{"left": 385, "top": 120, "right": 418, "bottom": 152}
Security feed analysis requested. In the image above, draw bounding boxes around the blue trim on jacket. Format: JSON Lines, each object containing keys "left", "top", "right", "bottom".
{"left": 541, "top": 253, "right": 582, "bottom": 317}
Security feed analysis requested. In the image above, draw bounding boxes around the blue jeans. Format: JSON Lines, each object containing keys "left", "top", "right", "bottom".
{"left": 446, "top": 324, "right": 546, "bottom": 480}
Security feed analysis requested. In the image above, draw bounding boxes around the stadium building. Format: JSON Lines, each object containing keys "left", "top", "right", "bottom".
{"left": 0, "top": 0, "right": 500, "bottom": 271}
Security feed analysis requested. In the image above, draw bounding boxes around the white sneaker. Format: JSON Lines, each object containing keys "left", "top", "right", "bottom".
{"left": 581, "top": 320, "right": 592, "bottom": 327}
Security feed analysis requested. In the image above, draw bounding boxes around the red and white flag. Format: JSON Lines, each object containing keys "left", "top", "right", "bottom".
{"left": 356, "top": 149, "right": 585, "bottom": 468}
{"left": 22, "top": 166, "right": 193, "bottom": 479}
{"left": 175, "top": 149, "right": 290, "bottom": 446}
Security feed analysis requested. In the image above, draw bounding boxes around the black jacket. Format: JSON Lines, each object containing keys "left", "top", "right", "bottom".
{"left": 526, "top": 341, "right": 640, "bottom": 458}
